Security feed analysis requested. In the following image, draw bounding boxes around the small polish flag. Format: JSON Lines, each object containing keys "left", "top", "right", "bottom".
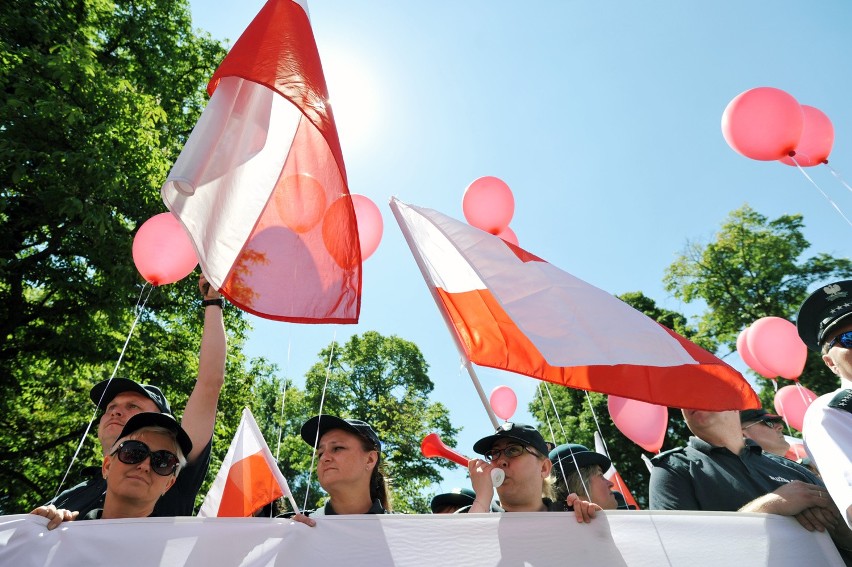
{"left": 199, "top": 408, "right": 298, "bottom": 517}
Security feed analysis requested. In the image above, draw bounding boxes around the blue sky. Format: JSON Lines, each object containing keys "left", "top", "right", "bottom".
{"left": 187, "top": 0, "right": 852, "bottom": 493}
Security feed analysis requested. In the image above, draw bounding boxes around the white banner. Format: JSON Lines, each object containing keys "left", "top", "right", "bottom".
{"left": 2, "top": 511, "right": 844, "bottom": 566}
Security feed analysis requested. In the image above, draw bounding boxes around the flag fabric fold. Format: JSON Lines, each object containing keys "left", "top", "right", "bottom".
{"left": 199, "top": 408, "right": 297, "bottom": 517}
{"left": 390, "top": 197, "right": 759, "bottom": 411}
{"left": 162, "top": 0, "right": 360, "bottom": 323}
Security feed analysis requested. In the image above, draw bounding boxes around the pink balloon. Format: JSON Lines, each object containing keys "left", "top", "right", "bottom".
{"left": 496, "top": 226, "right": 519, "bottom": 247}
{"left": 721, "top": 87, "right": 803, "bottom": 161}
{"left": 351, "top": 194, "right": 383, "bottom": 261}
{"left": 607, "top": 395, "right": 668, "bottom": 453}
{"left": 736, "top": 327, "right": 777, "bottom": 379}
{"left": 489, "top": 385, "right": 518, "bottom": 421}
{"left": 746, "top": 317, "right": 808, "bottom": 380}
{"left": 779, "top": 105, "right": 834, "bottom": 167}
{"left": 462, "top": 176, "right": 514, "bottom": 234}
{"left": 774, "top": 384, "right": 818, "bottom": 431}
{"left": 132, "top": 213, "right": 198, "bottom": 286}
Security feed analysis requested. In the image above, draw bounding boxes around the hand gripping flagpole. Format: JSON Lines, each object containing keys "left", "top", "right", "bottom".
{"left": 389, "top": 197, "right": 500, "bottom": 429}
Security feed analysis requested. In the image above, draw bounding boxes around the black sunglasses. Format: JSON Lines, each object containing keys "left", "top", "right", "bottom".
{"left": 827, "top": 331, "right": 852, "bottom": 350}
{"left": 112, "top": 439, "right": 179, "bottom": 476}
{"left": 742, "top": 418, "right": 781, "bottom": 430}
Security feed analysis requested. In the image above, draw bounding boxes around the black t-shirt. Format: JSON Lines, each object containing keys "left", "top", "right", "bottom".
{"left": 46, "top": 438, "right": 212, "bottom": 517}
{"left": 287, "top": 498, "right": 388, "bottom": 517}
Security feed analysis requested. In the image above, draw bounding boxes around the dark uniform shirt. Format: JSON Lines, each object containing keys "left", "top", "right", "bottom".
{"left": 46, "top": 438, "right": 212, "bottom": 517}
{"left": 649, "top": 436, "right": 824, "bottom": 511}
{"left": 313, "top": 498, "right": 387, "bottom": 516}
{"left": 285, "top": 498, "right": 388, "bottom": 517}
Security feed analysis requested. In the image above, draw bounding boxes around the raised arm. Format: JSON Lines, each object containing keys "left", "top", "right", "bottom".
{"left": 180, "top": 274, "right": 226, "bottom": 463}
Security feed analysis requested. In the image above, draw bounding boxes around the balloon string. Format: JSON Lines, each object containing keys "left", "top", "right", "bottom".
{"left": 792, "top": 156, "right": 852, "bottom": 227}
{"left": 303, "top": 329, "right": 337, "bottom": 512}
{"left": 537, "top": 383, "right": 591, "bottom": 502}
{"left": 52, "top": 282, "right": 154, "bottom": 501}
{"left": 272, "top": 338, "right": 291, "bottom": 518}
{"left": 585, "top": 392, "right": 630, "bottom": 499}
{"left": 770, "top": 380, "right": 796, "bottom": 437}
{"left": 793, "top": 381, "right": 814, "bottom": 405}
{"left": 824, "top": 162, "right": 852, "bottom": 194}
{"left": 536, "top": 384, "right": 559, "bottom": 447}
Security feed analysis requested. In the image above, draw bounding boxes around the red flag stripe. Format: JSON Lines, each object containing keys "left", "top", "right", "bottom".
{"left": 218, "top": 454, "right": 285, "bottom": 517}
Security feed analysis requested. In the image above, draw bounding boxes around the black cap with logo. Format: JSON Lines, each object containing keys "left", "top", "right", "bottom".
{"left": 90, "top": 377, "right": 172, "bottom": 416}
{"left": 797, "top": 280, "right": 852, "bottom": 351}
{"left": 473, "top": 422, "right": 549, "bottom": 456}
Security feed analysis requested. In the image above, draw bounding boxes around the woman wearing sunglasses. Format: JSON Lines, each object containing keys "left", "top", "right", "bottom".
{"left": 291, "top": 414, "right": 390, "bottom": 527}
{"left": 466, "top": 423, "right": 602, "bottom": 522}
{"left": 31, "top": 412, "right": 191, "bottom": 528}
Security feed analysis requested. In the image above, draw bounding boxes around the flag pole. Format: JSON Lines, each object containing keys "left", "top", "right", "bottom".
{"left": 389, "top": 198, "right": 500, "bottom": 429}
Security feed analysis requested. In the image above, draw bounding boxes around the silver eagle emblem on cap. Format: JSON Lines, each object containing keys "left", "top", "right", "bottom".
{"left": 824, "top": 284, "right": 847, "bottom": 301}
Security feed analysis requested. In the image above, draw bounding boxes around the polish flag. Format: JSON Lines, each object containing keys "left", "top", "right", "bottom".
{"left": 199, "top": 408, "right": 298, "bottom": 517}
{"left": 162, "top": 0, "right": 360, "bottom": 323}
{"left": 595, "top": 432, "right": 639, "bottom": 509}
{"left": 389, "top": 197, "right": 759, "bottom": 411}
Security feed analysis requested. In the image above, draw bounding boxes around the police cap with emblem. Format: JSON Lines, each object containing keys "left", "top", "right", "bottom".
{"left": 797, "top": 280, "right": 852, "bottom": 351}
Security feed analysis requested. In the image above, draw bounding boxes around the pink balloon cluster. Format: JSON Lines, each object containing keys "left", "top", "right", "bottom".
{"left": 774, "top": 384, "right": 818, "bottom": 432}
{"left": 721, "top": 87, "right": 834, "bottom": 166}
{"left": 607, "top": 395, "right": 668, "bottom": 453}
{"left": 462, "top": 176, "right": 519, "bottom": 246}
{"left": 132, "top": 212, "right": 198, "bottom": 286}
{"left": 736, "top": 317, "right": 808, "bottom": 380}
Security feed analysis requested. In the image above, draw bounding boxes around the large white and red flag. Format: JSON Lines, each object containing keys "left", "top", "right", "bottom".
{"left": 390, "top": 197, "right": 759, "bottom": 410}
{"left": 199, "top": 408, "right": 298, "bottom": 517}
{"left": 162, "top": 0, "right": 360, "bottom": 322}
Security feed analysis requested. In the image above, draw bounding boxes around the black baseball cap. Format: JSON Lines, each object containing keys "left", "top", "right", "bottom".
{"left": 90, "top": 378, "right": 172, "bottom": 416}
{"left": 430, "top": 487, "right": 476, "bottom": 513}
{"left": 548, "top": 443, "right": 611, "bottom": 476}
{"left": 473, "top": 422, "right": 549, "bottom": 456}
{"left": 740, "top": 408, "right": 783, "bottom": 423}
{"left": 300, "top": 414, "right": 382, "bottom": 452}
{"left": 115, "top": 412, "right": 192, "bottom": 457}
{"left": 797, "top": 280, "right": 852, "bottom": 351}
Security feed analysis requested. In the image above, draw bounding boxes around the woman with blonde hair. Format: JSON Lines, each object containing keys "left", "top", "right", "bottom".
{"left": 549, "top": 443, "right": 618, "bottom": 510}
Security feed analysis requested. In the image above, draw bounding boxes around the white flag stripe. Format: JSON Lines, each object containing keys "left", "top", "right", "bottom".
{"left": 398, "top": 199, "right": 487, "bottom": 293}
{"left": 162, "top": 77, "right": 302, "bottom": 291}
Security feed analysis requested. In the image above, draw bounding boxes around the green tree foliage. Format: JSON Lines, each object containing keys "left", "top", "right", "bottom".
{"left": 529, "top": 292, "right": 700, "bottom": 508}
{"left": 287, "top": 331, "right": 461, "bottom": 513}
{"left": 0, "top": 0, "right": 256, "bottom": 513}
{"left": 663, "top": 205, "right": 852, "bottom": 402}
{"left": 0, "top": 2, "right": 463, "bottom": 517}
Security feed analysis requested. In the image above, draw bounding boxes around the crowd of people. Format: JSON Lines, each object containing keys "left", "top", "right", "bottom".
{"left": 28, "top": 277, "right": 852, "bottom": 559}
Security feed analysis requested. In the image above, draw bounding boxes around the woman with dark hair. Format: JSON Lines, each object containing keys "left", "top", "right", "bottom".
{"left": 297, "top": 414, "right": 390, "bottom": 519}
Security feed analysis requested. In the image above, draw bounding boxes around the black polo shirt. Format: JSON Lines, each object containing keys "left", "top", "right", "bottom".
{"left": 46, "top": 438, "right": 212, "bottom": 517}
{"left": 308, "top": 498, "right": 388, "bottom": 515}
{"left": 649, "top": 437, "right": 824, "bottom": 511}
